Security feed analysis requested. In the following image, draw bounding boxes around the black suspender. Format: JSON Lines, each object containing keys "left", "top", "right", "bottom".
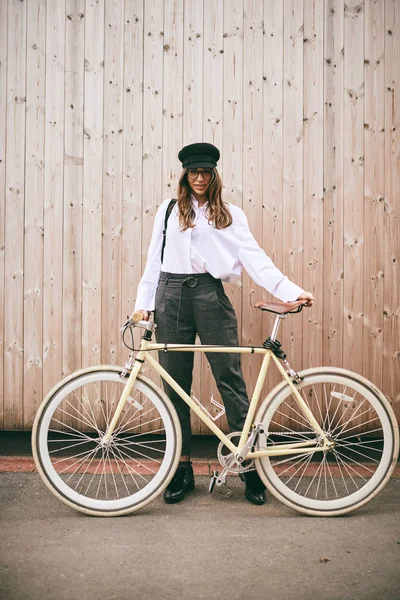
{"left": 161, "top": 199, "right": 177, "bottom": 264}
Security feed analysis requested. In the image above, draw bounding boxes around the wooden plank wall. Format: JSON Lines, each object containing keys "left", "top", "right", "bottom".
{"left": 1, "top": 0, "right": 399, "bottom": 432}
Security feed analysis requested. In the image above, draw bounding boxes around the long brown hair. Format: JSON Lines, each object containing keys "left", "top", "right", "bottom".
{"left": 176, "top": 169, "right": 233, "bottom": 230}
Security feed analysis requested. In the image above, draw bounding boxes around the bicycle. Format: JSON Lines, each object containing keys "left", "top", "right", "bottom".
{"left": 32, "top": 300, "right": 399, "bottom": 517}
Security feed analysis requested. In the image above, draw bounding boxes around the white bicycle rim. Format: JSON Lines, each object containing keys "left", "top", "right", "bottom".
{"left": 254, "top": 368, "right": 398, "bottom": 516}
{"left": 32, "top": 368, "right": 181, "bottom": 516}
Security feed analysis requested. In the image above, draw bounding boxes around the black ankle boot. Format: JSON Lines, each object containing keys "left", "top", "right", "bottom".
{"left": 239, "top": 470, "right": 266, "bottom": 505}
{"left": 164, "top": 461, "right": 195, "bottom": 504}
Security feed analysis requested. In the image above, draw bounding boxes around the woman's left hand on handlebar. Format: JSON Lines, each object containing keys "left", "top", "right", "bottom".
{"left": 297, "top": 292, "right": 314, "bottom": 307}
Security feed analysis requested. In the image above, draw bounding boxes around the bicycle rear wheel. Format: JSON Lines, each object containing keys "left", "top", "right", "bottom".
{"left": 32, "top": 367, "right": 181, "bottom": 516}
{"left": 254, "top": 367, "right": 398, "bottom": 516}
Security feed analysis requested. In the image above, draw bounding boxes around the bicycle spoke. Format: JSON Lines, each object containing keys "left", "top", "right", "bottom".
{"left": 304, "top": 459, "right": 324, "bottom": 497}
{"left": 332, "top": 451, "right": 350, "bottom": 495}
{"left": 53, "top": 408, "right": 100, "bottom": 435}
{"left": 334, "top": 449, "right": 373, "bottom": 477}
{"left": 312, "top": 384, "right": 325, "bottom": 430}
{"left": 274, "top": 407, "right": 311, "bottom": 432}
{"left": 334, "top": 415, "right": 381, "bottom": 439}
{"left": 96, "top": 449, "right": 107, "bottom": 499}
{"left": 336, "top": 443, "right": 380, "bottom": 463}
{"left": 106, "top": 448, "right": 120, "bottom": 499}
{"left": 64, "top": 447, "right": 99, "bottom": 483}
{"left": 325, "top": 459, "right": 339, "bottom": 499}
{"left": 323, "top": 384, "right": 333, "bottom": 432}
{"left": 278, "top": 452, "right": 313, "bottom": 481}
{"left": 331, "top": 397, "right": 366, "bottom": 437}
{"left": 333, "top": 451, "right": 362, "bottom": 489}
{"left": 48, "top": 427, "right": 94, "bottom": 441}
{"left": 117, "top": 425, "right": 166, "bottom": 440}
{"left": 108, "top": 447, "right": 131, "bottom": 496}
{"left": 278, "top": 398, "right": 311, "bottom": 426}
{"left": 72, "top": 449, "right": 99, "bottom": 490}
{"left": 48, "top": 437, "right": 98, "bottom": 455}
{"left": 293, "top": 453, "right": 314, "bottom": 493}
{"left": 56, "top": 447, "right": 99, "bottom": 475}
{"left": 70, "top": 392, "right": 99, "bottom": 432}
{"left": 113, "top": 439, "right": 161, "bottom": 466}
{"left": 109, "top": 445, "right": 141, "bottom": 490}
{"left": 114, "top": 444, "right": 158, "bottom": 477}
{"left": 116, "top": 439, "right": 166, "bottom": 454}
{"left": 338, "top": 440, "right": 383, "bottom": 454}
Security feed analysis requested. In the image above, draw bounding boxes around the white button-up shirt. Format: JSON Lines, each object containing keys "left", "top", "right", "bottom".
{"left": 134, "top": 196, "right": 305, "bottom": 311}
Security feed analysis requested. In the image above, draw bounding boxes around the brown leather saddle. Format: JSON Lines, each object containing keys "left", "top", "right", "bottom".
{"left": 254, "top": 299, "right": 308, "bottom": 315}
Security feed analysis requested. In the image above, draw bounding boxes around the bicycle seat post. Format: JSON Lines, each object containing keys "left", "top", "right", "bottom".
{"left": 270, "top": 314, "right": 286, "bottom": 341}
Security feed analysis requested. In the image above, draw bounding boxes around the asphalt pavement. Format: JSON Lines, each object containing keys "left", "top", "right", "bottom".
{"left": 1, "top": 471, "right": 399, "bottom": 600}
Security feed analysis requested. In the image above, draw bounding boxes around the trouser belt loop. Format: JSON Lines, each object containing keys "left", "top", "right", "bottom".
{"left": 176, "top": 280, "right": 184, "bottom": 333}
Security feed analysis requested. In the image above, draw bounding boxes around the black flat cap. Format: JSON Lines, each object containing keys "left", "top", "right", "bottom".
{"left": 178, "top": 142, "right": 220, "bottom": 169}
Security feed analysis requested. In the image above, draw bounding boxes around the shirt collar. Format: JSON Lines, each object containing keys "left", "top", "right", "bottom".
{"left": 190, "top": 194, "right": 208, "bottom": 210}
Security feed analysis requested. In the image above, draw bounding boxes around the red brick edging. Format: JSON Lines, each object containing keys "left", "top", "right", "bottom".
{"left": 1, "top": 456, "right": 399, "bottom": 477}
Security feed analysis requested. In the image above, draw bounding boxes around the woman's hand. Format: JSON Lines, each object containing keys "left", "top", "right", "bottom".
{"left": 136, "top": 310, "right": 150, "bottom": 321}
{"left": 297, "top": 292, "right": 314, "bottom": 307}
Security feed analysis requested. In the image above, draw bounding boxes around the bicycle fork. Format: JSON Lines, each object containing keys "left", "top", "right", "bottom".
{"left": 101, "top": 346, "right": 147, "bottom": 446}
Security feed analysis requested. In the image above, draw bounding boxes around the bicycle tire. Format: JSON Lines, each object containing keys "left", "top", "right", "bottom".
{"left": 254, "top": 367, "right": 398, "bottom": 516}
{"left": 32, "top": 366, "right": 182, "bottom": 516}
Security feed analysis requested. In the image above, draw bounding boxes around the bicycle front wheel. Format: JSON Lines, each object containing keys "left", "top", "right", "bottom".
{"left": 254, "top": 367, "right": 398, "bottom": 516}
{"left": 32, "top": 367, "right": 182, "bottom": 516}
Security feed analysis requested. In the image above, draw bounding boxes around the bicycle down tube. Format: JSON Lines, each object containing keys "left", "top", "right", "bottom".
{"left": 103, "top": 338, "right": 331, "bottom": 458}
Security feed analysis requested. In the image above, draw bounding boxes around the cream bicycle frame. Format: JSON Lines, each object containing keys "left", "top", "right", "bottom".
{"left": 103, "top": 336, "right": 332, "bottom": 459}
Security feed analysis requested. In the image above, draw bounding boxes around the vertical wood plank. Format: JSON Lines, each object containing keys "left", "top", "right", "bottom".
{"left": 222, "top": 0, "right": 243, "bottom": 214}
{"left": 364, "top": 0, "right": 385, "bottom": 390}
{"left": 262, "top": 0, "right": 284, "bottom": 396}
{"left": 102, "top": 0, "right": 125, "bottom": 367}
{"left": 201, "top": 0, "right": 224, "bottom": 433}
{"left": 303, "top": 0, "right": 324, "bottom": 372}
{"left": 222, "top": 0, "right": 243, "bottom": 320}
{"left": 141, "top": 0, "right": 164, "bottom": 431}
{"left": 219, "top": 0, "right": 243, "bottom": 432}
{"left": 162, "top": 0, "right": 183, "bottom": 199}
{"left": 61, "top": 0, "right": 84, "bottom": 430}
{"left": 343, "top": 0, "right": 364, "bottom": 373}
{"left": 81, "top": 0, "right": 105, "bottom": 429}
{"left": 43, "top": 0, "right": 65, "bottom": 399}
{"left": 323, "top": 0, "right": 344, "bottom": 369}
{"left": 282, "top": 0, "right": 304, "bottom": 367}
{"left": 64, "top": 0, "right": 84, "bottom": 383}
{"left": 183, "top": 0, "right": 203, "bottom": 142}
{"left": 82, "top": 0, "right": 104, "bottom": 369}
{"left": 242, "top": 0, "right": 264, "bottom": 398}
{"left": 24, "top": 0, "right": 46, "bottom": 428}
{"left": 384, "top": 0, "right": 400, "bottom": 420}
{"left": 4, "top": 0, "right": 27, "bottom": 429}
{"left": 122, "top": 0, "right": 143, "bottom": 328}
{"left": 0, "top": 0, "right": 8, "bottom": 428}
{"left": 183, "top": 0, "right": 205, "bottom": 434}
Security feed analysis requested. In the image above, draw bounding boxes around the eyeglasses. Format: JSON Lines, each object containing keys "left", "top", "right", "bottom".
{"left": 186, "top": 168, "right": 213, "bottom": 181}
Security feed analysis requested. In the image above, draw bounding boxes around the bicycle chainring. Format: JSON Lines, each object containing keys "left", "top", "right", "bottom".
{"left": 217, "top": 432, "right": 255, "bottom": 474}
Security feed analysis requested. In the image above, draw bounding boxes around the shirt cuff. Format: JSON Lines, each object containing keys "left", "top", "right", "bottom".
{"left": 134, "top": 283, "right": 157, "bottom": 312}
{"left": 272, "top": 278, "right": 305, "bottom": 302}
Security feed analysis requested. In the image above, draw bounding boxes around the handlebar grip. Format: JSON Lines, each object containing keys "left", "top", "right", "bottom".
{"left": 130, "top": 311, "right": 146, "bottom": 324}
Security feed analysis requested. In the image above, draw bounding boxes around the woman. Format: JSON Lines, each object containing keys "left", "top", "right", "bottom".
{"left": 135, "top": 142, "right": 314, "bottom": 505}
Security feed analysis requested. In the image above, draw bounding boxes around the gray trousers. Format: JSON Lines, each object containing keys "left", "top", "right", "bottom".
{"left": 154, "top": 271, "right": 250, "bottom": 455}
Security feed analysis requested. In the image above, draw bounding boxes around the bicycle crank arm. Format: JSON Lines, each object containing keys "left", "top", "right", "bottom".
{"left": 236, "top": 423, "right": 264, "bottom": 463}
